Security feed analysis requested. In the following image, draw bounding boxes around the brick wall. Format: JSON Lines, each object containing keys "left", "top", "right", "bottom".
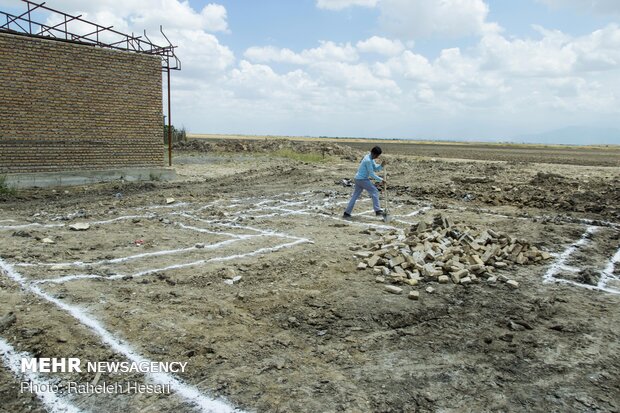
{"left": 0, "top": 32, "right": 164, "bottom": 173}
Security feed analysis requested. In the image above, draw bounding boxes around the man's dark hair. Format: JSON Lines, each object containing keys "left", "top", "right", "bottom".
{"left": 371, "top": 146, "right": 382, "bottom": 156}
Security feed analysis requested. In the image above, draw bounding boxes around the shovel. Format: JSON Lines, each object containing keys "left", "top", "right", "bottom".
{"left": 382, "top": 165, "right": 390, "bottom": 223}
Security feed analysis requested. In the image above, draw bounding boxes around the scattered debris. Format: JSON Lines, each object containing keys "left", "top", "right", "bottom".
{"left": 337, "top": 178, "right": 353, "bottom": 187}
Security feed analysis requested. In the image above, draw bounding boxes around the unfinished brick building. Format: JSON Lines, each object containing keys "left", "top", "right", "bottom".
{"left": 0, "top": 1, "right": 180, "bottom": 186}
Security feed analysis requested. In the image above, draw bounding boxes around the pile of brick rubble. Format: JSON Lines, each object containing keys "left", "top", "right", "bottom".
{"left": 354, "top": 214, "right": 552, "bottom": 299}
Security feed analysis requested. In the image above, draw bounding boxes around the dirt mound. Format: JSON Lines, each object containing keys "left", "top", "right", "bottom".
{"left": 174, "top": 138, "right": 361, "bottom": 161}
{"left": 529, "top": 171, "right": 569, "bottom": 186}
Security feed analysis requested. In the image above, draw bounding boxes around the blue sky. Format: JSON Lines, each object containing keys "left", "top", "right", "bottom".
{"left": 2, "top": 0, "right": 620, "bottom": 144}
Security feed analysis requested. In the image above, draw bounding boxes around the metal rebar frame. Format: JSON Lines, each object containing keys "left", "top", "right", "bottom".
{"left": 0, "top": 0, "right": 181, "bottom": 165}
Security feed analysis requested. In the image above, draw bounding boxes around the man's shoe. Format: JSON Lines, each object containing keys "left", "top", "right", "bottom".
{"left": 375, "top": 209, "right": 385, "bottom": 216}
{"left": 343, "top": 212, "right": 352, "bottom": 220}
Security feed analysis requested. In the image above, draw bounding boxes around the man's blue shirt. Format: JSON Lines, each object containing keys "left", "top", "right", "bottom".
{"left": 354, "top": 153, "right": 383, "bottom": 182}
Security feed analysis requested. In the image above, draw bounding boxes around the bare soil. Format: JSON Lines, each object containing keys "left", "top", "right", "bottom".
{"left": 1, "top": 138, "right": 619, "bottom": 413}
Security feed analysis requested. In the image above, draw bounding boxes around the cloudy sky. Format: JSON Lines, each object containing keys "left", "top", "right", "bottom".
{"left": 3, "top": 0, "right": 620, "bottom": 143}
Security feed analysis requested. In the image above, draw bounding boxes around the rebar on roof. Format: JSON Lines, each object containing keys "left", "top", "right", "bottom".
{"left": 0, "top": 0, "right": 180, "bottom": 70}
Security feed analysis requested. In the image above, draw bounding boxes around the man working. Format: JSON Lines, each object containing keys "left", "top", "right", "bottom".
{"left": 343, "top": 146, "right": 386, "bottom": 219}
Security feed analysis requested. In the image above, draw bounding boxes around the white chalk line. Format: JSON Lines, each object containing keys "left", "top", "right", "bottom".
{"left": 175, "top": 222, "right": 252, "bottom": 239}
{"left": 130, "top": 238, "right": 310, "bottom": 278}
{"left": 0, "top": 258, "right": 244, "bottom": 413}
{"left": 598, "top": 246, "right": 620, "bottom": 289}
{"left": 139, "top": 202, "right": 192, "bottom": 210}
{"left": 0, "top": 222, "right": 65, "bottom": 230}
{"left": 19, "top": 237, "right": 250, "bottom": 270}
{"left": 0, "top": 214, "right": 157, "bottom": 232}
{"left": 0, "top": 337, "right": 85, "bottom": 413}
{"left": 33, "top": 237, "right": 311, "bottom": 285}
{"left": 543, "top": 226, "right": 597, "bottom": 284}
{"left": 180, "top": 213, "right": 307, "bottom": 241}
{"left": 542, "top": 226, "right": 620, "bottom": 294}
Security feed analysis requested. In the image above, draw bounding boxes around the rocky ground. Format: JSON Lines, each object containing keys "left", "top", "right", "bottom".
{"left": 0, "top": 139, "right": 619, "bottom": 413}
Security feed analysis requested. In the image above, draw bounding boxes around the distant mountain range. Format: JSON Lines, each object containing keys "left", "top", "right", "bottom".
{"left": 510, "top": 126, "right": 620, "bottom": 146}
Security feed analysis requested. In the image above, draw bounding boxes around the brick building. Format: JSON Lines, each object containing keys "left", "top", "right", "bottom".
{"left": 0, "top": 2, "right": 179, "bottom": 186}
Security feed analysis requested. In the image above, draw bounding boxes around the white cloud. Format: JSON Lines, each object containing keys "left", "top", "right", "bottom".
{"left": 378, "top": 0, "right": 493, "bottom": 39}
{"left": 199, "top": 4, "right": 228, "bottom": 32}
{"left": 356, "top": 36, "right": 404, "bottom": 56}
{"left": 316, "top": 0, "right": 379, "bottom": 11}
{"left": 227, "top": 61, "right": 319, "bottom": 101}
{"left": 244, "top": 46, "right": 308, "bottom": 65}
{"left": 312, "top": 61, "right": 401, "bottom": 93}
{"left": 244, "top": 41, "right": 358, "bottom": 65}
{"left": 172, "top": 29, "right": 235, "bottom": 77}
{"left": 386, "top": 50, "right": 433, "bottom": 80}
{"left": 479, "top": 27, "right": 576, "bottom": 76}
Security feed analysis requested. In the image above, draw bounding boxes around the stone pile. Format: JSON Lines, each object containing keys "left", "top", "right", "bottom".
{"left": 355, "top": 214, "right": 552, "bottom": 293}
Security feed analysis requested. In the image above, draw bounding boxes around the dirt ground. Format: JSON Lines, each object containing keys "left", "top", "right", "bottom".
{"left": 1, "top": 138, "right": 619, "bottom": 413}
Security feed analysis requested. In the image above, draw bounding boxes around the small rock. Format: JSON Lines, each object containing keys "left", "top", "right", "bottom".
{"left": 384, "top": 285, "right": 403, "bottom": 294}
{"left": 12, "top": 231, "right": 31, "bottom": 238}
{"left": 375, "top": 276, "right": 385, "bottom": 283}
{"left": 408, "top": 291, "right": 420, "bottom": 300}
{"left": 166, "top": 197, "right": 176, "bottom": 204}
{"left": 357, "top": 262, "right": 368, "bottom": 270}
{"left": 438, "top": 275, "right": 449, "bottom": 284}
{"left": 68, "top": 223, "right": 90, "bottom": 231}
{"left": 224, "top": 275, "right": 243, "bottom": 285}
{"left": 20, "top": 328, "right": 43, "bottom": 338}
{"left": 425, "top": 286, "right": 435, "bottom": 294}
{"left": 460, "top": 276, "right": 472, "bottom": 285}
{"left": 506, "top": 280, "right": 519, "bottom": 289}
{"left": 195, "top": 243, "right": 205, "bottom": 249}
{"left": 0, "top": 312, "right": 16, "bottom": 333}
{"left": 367, "top": 255, "right": 381, "bottom": 268}
{"left": 41, "top": 238, "right": 55, "bottom": 244}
